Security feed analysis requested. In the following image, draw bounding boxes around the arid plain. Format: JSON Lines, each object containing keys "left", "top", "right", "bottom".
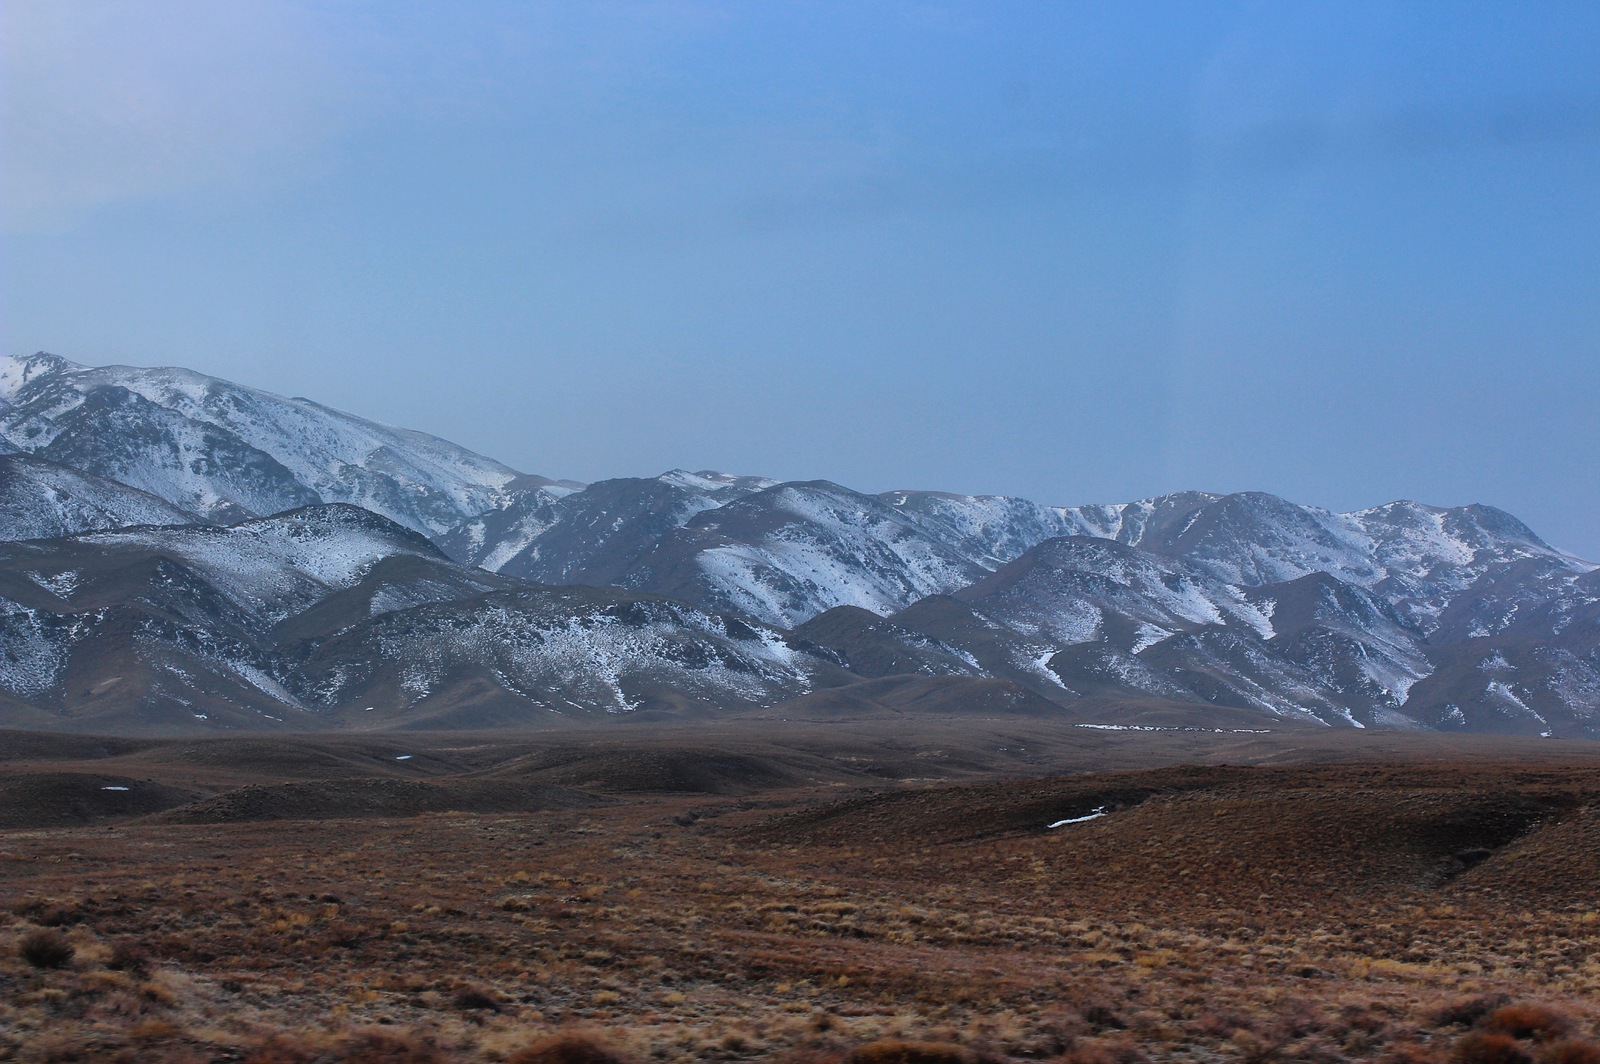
{"left": 5, "top": 720, "right": 1600, "bottom": 1064}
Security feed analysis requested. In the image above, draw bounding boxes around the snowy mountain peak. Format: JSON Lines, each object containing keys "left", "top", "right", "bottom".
{"left": 0, "top": 352, "right": 78, "bottom": 400}
{"left": 3, "top": 352, "right": 1595, "bottom": 737}
{"left": 0, "top": 352, "right": 549, "bottom": 539}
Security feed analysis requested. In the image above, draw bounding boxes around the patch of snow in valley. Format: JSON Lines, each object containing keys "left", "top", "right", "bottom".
{"left": 1022, "top": 646, "right": 1069, "bottom": 689}
{"left": 1048, "top": 807, "right": 1108, "bottom": 827}
{"left": 27, "top": 570, "right": 79, "bottom": 598}
{"left": 1478, "top": 652, "right": 1515, "bottom": 673}
{"left": 1486, "top": 680, "right": 1550, "bottom": 733}
{"left": 1131, "top": 623, "right": 1169, "bottom": 654}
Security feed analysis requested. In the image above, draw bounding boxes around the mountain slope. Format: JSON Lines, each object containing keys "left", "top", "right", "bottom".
{"left": 0, "top": 352, "right": 538, "bottom": 537}
{"left": 0, "top": 505, "right": 851, "bottom": 732}
{"left": 1063, "top": 490, "right": 1586, "bottom": 630}
{"left": 294, "top": 586, "right": 850, "bottom": 728}
{"left": 0, "top": 505, "right": 467, "bottom": 730}
{"left": 627, "top": 480, "right": 990, "bottom": 626}
{"left": 2, "top": 352, "right": 1595, "bottom": 737}
{"left": 460, "top": 476, "right": 1080, "bottom": 629}
{"left": 0, "top": 453, "right": 199, "bottom": 541}
{"left": 444, "top": 471, "right": 772, "bottom": 583}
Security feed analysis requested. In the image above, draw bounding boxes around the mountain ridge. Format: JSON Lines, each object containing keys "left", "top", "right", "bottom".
{"left": 1, "top": 351, "right": 1595, "bottom": 737}
{"left": 0, "top": 352, "right": 550, "bottom": 538}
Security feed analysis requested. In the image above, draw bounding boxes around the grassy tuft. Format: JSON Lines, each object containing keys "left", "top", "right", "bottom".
{"left": 19, "top": 928, "right": 74, "bottom": 969}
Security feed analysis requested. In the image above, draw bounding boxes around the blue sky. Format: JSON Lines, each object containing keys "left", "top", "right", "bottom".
{"left": 3, "top": 2, "right": 1598, "bottom": 555}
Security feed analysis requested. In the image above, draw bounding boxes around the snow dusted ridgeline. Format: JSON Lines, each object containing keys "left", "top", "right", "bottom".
{"left": 441, "top": 471, "right": 774, "bottom": 584}
{"left": 0, "top": 352, "right": 542, "bottom": 538}
{"left": 295, "top": 587, "right": 843, "bottom": 725}
{"left": 0, "top": 505, "right": 490, "bottom": 729}
{"left": 9, "top": 504, "right": 451, "bottom": 629}
{"left": 0, "top": 502, "right": 847, "bottom": 731}
{"left": 668, "top": 481, "right": 988, "bottom": 627}
{"left": 457, "top": 476, "right": 1068, "bottom": 629}
{"left": 0, "top": 453, "right": 199, "bottom": 541}
{"left": 920, "top": 536, "right": 1412, "bottom": 728}
{"left": 453, "top": 475, "right": 1592, "bottom": 644}
{"left": 1057, "top": 490, "right": 1589, "bottom": 631}
{"left": 2, "top": 350, "right": 1597, "bottom": 736}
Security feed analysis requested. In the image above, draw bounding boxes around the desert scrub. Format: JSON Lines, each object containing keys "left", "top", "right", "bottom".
{"left": 1454, "top": 1032, "right": 1535, "bottom": 1064}
{"left": 505, "top": 1032, "right": 636, "bottom": 1064}
{"left": 844, "top": 1039, "right": 984, "bottom": 1064}
{"left": 1538, "top": 1042, "right": 1600, "bottom": 1064}
{"left": 243, "top": 1028, "right": 448, "bottom": 1063}
{"left": 19, "top": 928, "right": 74, "bottom": 969}
{"left": 1484, "top": 1005, "right": 1574, "bottom": 1043}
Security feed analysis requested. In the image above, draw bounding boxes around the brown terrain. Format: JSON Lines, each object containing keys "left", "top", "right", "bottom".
{"left": 4, "top": 720, "right": 1600, "bottom": 1063}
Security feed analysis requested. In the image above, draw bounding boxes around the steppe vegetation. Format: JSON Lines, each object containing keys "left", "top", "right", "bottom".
{"left": 3, "top": 725, "right": 1600, "bottom": 1062}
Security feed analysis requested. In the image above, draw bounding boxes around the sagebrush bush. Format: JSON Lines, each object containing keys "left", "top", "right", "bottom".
{"left": 1379, "top": 1040, "right": 1447, "bottom": 1064}
{"left": 451, "top": 985, "right": 500, "bottom": 1011}
{"left": 19, "top": 928, "right": 74, "bottom": 969}
{"left": 1454, "top": 1032, "right": 1535, "bottom": 1064}
{"left": 844, "top": 1040, "right": 978, "bottom": 1064}
{"left": 37, "top": 904, "right": 78, "bottom": 928}
{"left": 505, "top": 1033, "right": 635, "bottom": 1064}
{"left": 107, "top": 937, "right": 151, "bottom": 975}
{"left": 1437, "top": 996, "right": 1515, "bottom": 1029}
{"left": 1079, "top": 1003, "right": 1128, "bottom": 1032}
{"left": 334, "top": 1031, "right": 447, "bottom": 1064}
{"left": 1485, "top": 1006, "right": 1574, "bottom": 1044}
{"left": 1537, "top": 1040, "right": 1600, "bottom": 1064}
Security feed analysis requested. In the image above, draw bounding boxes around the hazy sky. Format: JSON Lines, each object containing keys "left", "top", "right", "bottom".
{"left": 3, "top": 2, "right": 1598, "bottom": 555}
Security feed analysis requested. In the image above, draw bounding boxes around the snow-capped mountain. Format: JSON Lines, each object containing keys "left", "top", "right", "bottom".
{"left": 0, "top": 352, "right": 544, "bottom": 537}
{"left": 0, "top": 505, "right": 434, "bottom": 729}
{"left": 955, "top": 536, "right": 1277, "bottom": 648}
{"left": 453, "top": 476, "right": 1589, "bottom": 638}
{"left": 2, "top": 352, "right": 1595, "bottom": 737}
{"left": 787, "top": 530, "right": 1596, "bottom": 735}
{"left": 832, "top": 535, "right": 1431, "bottom": 729}
{"left": 1060, "top": 490, "right": 1579, "bottom": 630}
{"left": 452, "top": 476, "right": 1083, "bottom": 627}
{"left": 1400, "top": 563, "right": 1600, "bottom": 735}
{"left": 627, "top": 480, "right": 991, "bottom": 626}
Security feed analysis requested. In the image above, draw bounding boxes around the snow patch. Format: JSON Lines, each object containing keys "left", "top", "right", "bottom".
{"left": 1048, "top": 807, "right": 1108, "bottom": 828}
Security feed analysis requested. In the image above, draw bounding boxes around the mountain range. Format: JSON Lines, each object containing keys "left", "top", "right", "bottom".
{"left": 2, "top": 351, "right": 1596, "bottom": 736}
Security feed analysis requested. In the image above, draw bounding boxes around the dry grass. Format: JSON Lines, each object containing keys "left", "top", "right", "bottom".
{"left": 4, "top": 738, "right": 1600, "bottom": 1062}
